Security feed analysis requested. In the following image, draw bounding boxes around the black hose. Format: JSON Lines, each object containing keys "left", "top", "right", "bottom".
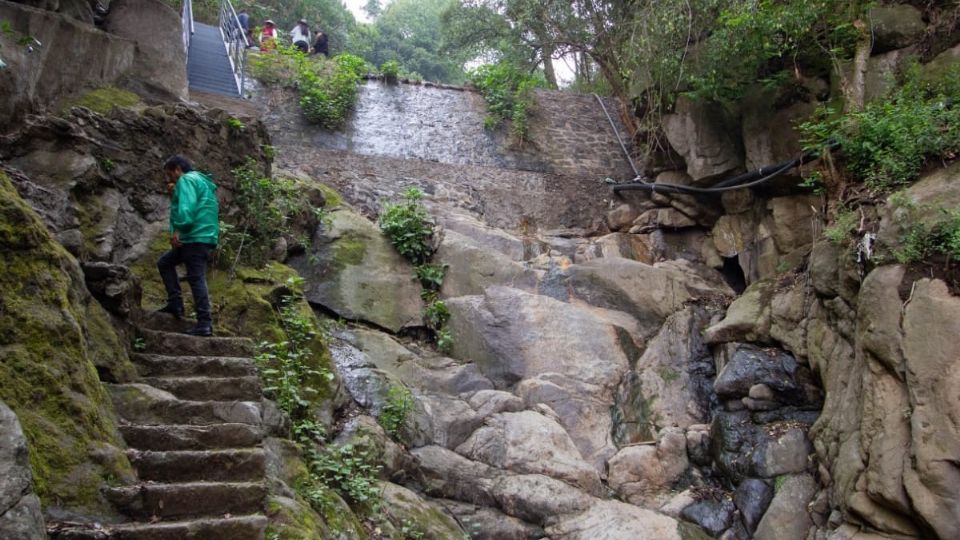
{"left": 613, "top": 141, "right": 837, "bottom": 195}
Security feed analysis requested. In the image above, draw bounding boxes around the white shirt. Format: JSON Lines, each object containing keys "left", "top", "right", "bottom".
{"left": 290, "top": 25, "right": 310, "bottom": 44}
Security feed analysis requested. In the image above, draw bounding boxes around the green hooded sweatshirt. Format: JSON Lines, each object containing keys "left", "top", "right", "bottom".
{"left": 170, "top": 170, "right": 219, "bottom": 245}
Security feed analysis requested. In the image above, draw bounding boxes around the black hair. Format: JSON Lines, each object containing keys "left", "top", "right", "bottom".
{"left": 163, "top": 155, "right": 193, "bottom": 173}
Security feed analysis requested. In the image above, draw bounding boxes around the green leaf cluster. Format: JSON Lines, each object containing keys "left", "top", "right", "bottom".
{"left": 886, "top": 195, "right": 960, "bottom": 265}
{"left": 801, "top": 65, "right": 960, "bottom": 191}
{"left": 378, "top": 385, "right": 414, "bottom": 440}
{"left": 378, "top": 187, "right": 434, "bottom": 264}
{"left": 468, "top": 61, "right": 544, "bottom": 142}
{"left": 299, "top": 54, "right": 366, "bottom": 129}
{"left": 220, "top": 160, "right": 320, "bottom": 268}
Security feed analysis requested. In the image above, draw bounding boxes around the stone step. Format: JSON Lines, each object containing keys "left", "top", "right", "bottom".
{"left": 120, "top": 424, "right": 263, "bottom": 451}
{"left": 51, "top": 514, "right": 267, "bottom": 540}
{"left": 137, "top": 311, "right": 197, "bottom": 334}
{"left": 138, "top": 376, "right": 262, "bottom": 401}
{"left": 127, "top": 449, "right": 265, "bottom": 483}
{"left": 108, "top": 384, "right": 262, "bottom": 426}
{"left": 137, "top": 328, "right": 254, "bottom": 358}
{"left": 105, "top": 482, "right": 266, "bottom": 520}
{"left": 131, "top": 353, "right": 257, "bottom": 378}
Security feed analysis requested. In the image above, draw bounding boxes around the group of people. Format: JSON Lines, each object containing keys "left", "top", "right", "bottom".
{"left": 237, "top": 9, "right": 329, "bottom": 56}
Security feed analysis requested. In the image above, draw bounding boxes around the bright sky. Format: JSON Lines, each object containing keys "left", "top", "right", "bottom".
{"left": 343, "top": 0, "right": 380, "bottom": 23}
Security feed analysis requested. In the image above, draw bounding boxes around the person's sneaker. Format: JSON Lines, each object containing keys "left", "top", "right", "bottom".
{"left": 185, "top": 324, "right": 213, "bottom": 337}
{"left": 155, "top": 304, "right": 184, "bottom": 318}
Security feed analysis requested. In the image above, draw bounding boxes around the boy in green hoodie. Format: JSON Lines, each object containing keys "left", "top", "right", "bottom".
{"left": 156, "top": 155, "right": 219, "bottom": 336}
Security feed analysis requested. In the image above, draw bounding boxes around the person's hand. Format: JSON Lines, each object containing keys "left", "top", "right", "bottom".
{"left": 171, "top": 232, "right": 182, "bottom": 248}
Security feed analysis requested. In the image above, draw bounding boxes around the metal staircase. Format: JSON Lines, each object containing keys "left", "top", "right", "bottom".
{"left": 182, "top": 0, "right": 248, "bottom": 97}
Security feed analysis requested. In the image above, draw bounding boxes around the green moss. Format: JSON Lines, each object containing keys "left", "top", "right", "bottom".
{"left": 334, "top": 235, "right": 367, "bottom": 267}
{"left": 316, "top": 183, "right": 344, "bottom": 208}
{"left": 657, "top": 367, "right": 681, "bottom": 383}
{"left": 0, "top": 172, "right": 133, "bottom": 513}
{"left": 61, "top": 86, "right": 140, "bottom": 115}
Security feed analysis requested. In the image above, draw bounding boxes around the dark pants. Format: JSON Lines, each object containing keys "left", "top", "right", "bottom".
{"left": 294, "top": 40, "right": 308, "bottom": 53}
{"left": 157, "top": 243, "right": 214, "bottom": 326}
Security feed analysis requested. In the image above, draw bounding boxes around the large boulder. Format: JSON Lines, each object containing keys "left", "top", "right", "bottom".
{"left": 105, "top": 0, "right": 188, "bottom": 100}
{"left": 291, "top": 206, "right": 424, "bottom": 332}
{"left": 545, "top": 500, "right": 706, "bottom": 540}
{"left": 868, "top": 4, "right": 926, "bottom": 53}
{"left": 446, "top": 286, "right": 637, "bottom": 466}
{"left": 662, "top": 96, "right": 743, "bottom": 184}
{"left": 613, "top": 307, "right": 716, "bottom": 444}
{"left": 561, "top": 257, "right": 733, "bottom": 337}
{"left": 379, "top": 482, "right": 467, "bottom": 539}
{"left": 440, "top": 499, "right": 544, "bottom": 540}
{"left": 435, "top": 230, "right": 539, "bottom": 298}
{"left": 741, "top": 87, "right": 817, "bottom": 174}
{"left": 753, "top": 474, "right": 817, "bottom": 540}
{"left": 455, "top": 411, "right": 602, "bottom": 495}
{"left": 607, "top": 429, "right": 689, "bottom": 506}
{"left": 0, "top": 1, "right": 135, "bottom": 127}
{"left": 0, "top": 402, "right": 44, "bottom": 540}
{"left": 901, "top": 279, "right": 960, "bottom": 539}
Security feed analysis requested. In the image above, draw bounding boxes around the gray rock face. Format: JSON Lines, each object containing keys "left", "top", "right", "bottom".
{"left": 713, "top": 344, "right": 820, "bottom": 406}
{"left": 607, "top": 429, "right": 689, "bottom": 507}
{"left": 662, "top": 96, "right": 744, "bottom": 183}
{"left": 105, "top": 0, "right": 188, "bottom": 100}
{"left": 292, "top": 206, "right": 424, "bottom": 332}
{"left": 753, "top": 474, "right": 817, "bottom": 540}
{"left": 545, "top": 500, "right": 692, "bottom": 540}
{"left": 379, "top": 482, "right": 466, "bottom": 538}
{"left": 734, "top": 478, "right": 774, "bottom": 533}
{"left": 0, "top": 402, "right": 45, "bottom": 540}
{"left": 680, "top": 497, "right": 736, "bottom": 537}
{"left": 0, "top": 1, "right": 135, "bottom": 126}
{"left": 456, "top": 411, "right": 602, "bottom": 495}
{"left": 435, "top": 230, "right": 539, "bottom": 298}
{"left": 440, "top": 499, "right": 544, "bottom": 540}
{"left": 868, "top": 4, "right": 926, "bottom": 53}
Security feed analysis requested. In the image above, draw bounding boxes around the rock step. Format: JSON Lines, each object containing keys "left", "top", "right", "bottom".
{"left": 51, "top": 515, "right": 267, "bottom": 540}
{"left": 131, "top": 353, "right": 257, "bottom": 378}
{"left": 108, "top": 384, "right": 262, "bottom": 426}
{"left": 105, "top": 482, "right": 266, "bottom": 520}
{"left": 137, "top": 328, "right": 254, "bottom": 358}
{"left": 127, "top": 449, "right": 265, "bottom": 483}
{"left": 137, "top": 311, "right": 198, "bottom": 334}
{"left": 137, "top": 376, "right": 262, "bottom": 401}
{"left": 120, "top": 424, "right": 263, "bottom": 451}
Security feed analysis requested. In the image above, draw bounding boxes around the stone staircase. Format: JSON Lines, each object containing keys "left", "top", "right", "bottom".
{"left": 56, "top": 320, "right": 269, "bottom": 539}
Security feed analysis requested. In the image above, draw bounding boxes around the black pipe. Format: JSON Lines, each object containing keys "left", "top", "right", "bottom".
{"left": 613, "top": 141, "right": 837, "bottom": 195}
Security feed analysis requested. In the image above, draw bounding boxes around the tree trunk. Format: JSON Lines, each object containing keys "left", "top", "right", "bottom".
{"left": 845, "top": 19, "right": 871, "bottom": 113}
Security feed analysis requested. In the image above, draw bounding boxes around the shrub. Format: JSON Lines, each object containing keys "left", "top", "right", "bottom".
{"left": 423, "top": 300, "right": 450, "bottom": 330}
{"left": 468, "top": 62, "right": 545, "bottom": 142}
{"left": 379, "top": 385, "right": 414, "bottom": 440}
{"left": 801, "top": 64, "right": 960, "bottom": 191}
{"left": 220, "top": 161, "right": 319, "bottom": 268}
{"left": 824, "top": 207, "right": 858, "bottom": 245}
{"left": 414, "top": 263, "right": 446, "bottom": 290}
{"left": 380, "top": 60, "right": 400, "bottom": 81}
{"left": 378, "top": 187, "right": 434, "bottom": 264}
{"left": 298, "top": 56, "right": 363, "bottom": 130}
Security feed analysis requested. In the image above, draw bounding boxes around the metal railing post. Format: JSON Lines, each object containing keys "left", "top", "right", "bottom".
{"left": 181, "top": 0, "right": 194, "bottom": 54}
{"left": 218, "top": 0, "right": 249, "bottom": 96}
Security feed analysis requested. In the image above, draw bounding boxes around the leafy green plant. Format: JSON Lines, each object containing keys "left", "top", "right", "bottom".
{"left": 132, "top": 336, "right": 146, "bottom": 352}
{"left": 436, "top": 328, "right": 453, "bottom": 354}
{"left": 468, "top": 61, "right": 544, "bottom": 143}
{"left": 423, "top": 300, "right": 450, "bottom": 330}
{"left": 220, "top": 161, "right": 318, "bottom": 268}
{"left": 309, "top": 443, "right": 382, "bottom": 510}
{"left": 824, "top": 207, "right": 858, "bottom": 245}
{"left": 378, "top": 187, "right": 434, "bottom": 264}
{"left": 100, "top": 158, "right": 116, "bottom": 173}
{"left": 399, "top": 519, "right": 426, "bottom": 540}
{"left": 800, "top": 64, "right": 960, "bottom": 191}
{"left": 885, "top": 194, "right": 960, "bottom": 264}
{"left": 380, "top": 60, "right": 400, "bottom": 81}
{"left": 379, "top": 385, "right": 414, "bottom": 440}
{"left": 225, "top": 117, "right": 245, "bottom": 132}
{"left": 415, "top": 263, "right": 446, "bottom": 290}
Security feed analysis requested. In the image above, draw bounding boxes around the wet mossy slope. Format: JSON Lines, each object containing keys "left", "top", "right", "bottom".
{"left": 0, "top": 171, "right": 135, "bottom": 517}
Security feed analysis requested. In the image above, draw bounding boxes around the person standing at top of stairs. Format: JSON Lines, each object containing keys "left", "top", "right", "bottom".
{"left": 155, "top": 155, "right": 220, "bottom": 337}
{"left": 290, "top": 19, "right": 311, "bottom": 52}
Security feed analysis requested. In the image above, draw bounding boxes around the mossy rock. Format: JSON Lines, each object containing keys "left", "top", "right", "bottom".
{"left": 61, "top": 86, "right": 141, "bottom": 115}
{"left": 266, "top": 493, "right": 367, "bottom": 540}
{"left": 129, "top": 234, "right": 338, "bottom": 414}
{"left": 0, "top": 172, "right": 135, "bottom": 515}
{"left": 379, "top": 481, "right": 466, "bottom": 539}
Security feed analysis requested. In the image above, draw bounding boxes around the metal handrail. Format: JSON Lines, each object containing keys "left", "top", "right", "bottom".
{"left": 181, "top": 0, "right": 194, "bottom": 54}
{"left": 218, "top": 0, "right": 248, "bottom": 95}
